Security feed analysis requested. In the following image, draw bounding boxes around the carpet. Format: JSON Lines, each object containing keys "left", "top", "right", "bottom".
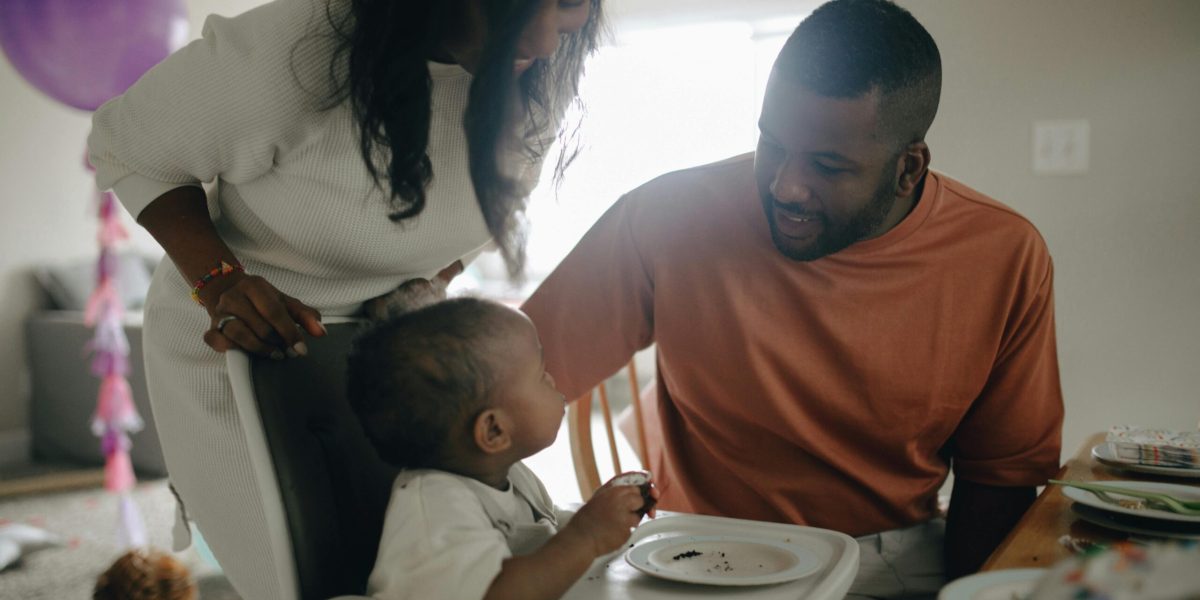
{"left": 0, "top": 478, "right": 240, "bottom": 599}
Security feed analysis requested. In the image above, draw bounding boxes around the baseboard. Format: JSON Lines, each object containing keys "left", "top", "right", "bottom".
{"left": 0, "top": 428, "right": 31, "bottom": 467}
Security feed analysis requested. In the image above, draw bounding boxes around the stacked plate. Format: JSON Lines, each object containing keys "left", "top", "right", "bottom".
{"left": 1064, "top": 480, "right": 1200, "bottom": 540}
{"left": 1092, "top": 442, "right": 1200, "bottom": 479}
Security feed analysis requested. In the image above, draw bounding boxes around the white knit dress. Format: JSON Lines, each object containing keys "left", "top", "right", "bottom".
{"left": 87, "top": 1, "right": 536, "bottom": 598}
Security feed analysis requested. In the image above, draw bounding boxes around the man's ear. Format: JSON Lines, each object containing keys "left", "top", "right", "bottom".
{"left": 473, "top": 408, "right": 512, "bottom": 455}
{"left": 895, "top": 141, "right": 931, "bottom": 199}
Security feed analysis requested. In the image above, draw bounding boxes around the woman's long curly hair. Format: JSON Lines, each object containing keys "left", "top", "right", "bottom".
{"left": 324, "top": 0, "right": 604, "bottom": 276}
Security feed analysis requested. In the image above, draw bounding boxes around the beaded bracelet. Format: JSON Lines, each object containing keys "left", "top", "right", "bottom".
{"left": 190, "top": 260, "right": 244, "bottom": 306}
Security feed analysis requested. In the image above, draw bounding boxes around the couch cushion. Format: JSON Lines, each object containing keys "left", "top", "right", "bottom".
{"left": 35, "top": 253, "right": 154, "bottom": 311}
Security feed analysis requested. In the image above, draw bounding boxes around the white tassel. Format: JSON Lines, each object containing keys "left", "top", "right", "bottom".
{"left": 118, "top": 493, "right": 147, "bottom": 549}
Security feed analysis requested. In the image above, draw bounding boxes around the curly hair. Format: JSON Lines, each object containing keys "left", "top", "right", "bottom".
{"left": 346, "top": 298, "right": 522, "bottom": 469}
{"left": 323, "top": 0, "right": 605, "bottom": 276}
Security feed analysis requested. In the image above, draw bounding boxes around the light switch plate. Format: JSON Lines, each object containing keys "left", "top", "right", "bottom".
{"left": 1033, "top": 119, "right": 1089, "bottom": 175}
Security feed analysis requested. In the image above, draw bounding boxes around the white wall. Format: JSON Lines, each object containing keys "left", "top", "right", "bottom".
{"left": 900, "top": 0, "right": 1200, "bottom": 458}
{"left": 1, "top": 0, "right": 1197, "bottom": 466}
{"left": 0, "top": 0, "right": 257, "bottom": 459}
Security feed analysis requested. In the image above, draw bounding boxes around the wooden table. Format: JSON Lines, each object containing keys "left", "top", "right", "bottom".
{"left": 982, "top": 432, "right": 1198, "bottom": 570}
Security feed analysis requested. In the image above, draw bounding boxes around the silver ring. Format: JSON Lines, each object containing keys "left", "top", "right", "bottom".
{"left": 215, "top": 315, "right": 238, "bottom": 333}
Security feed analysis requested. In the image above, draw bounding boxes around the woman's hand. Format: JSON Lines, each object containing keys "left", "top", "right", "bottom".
{"left": 133, "top": 186, "right": 325, "bottom": 358}
{"left": 364, "top": 260, "right": 465, "bottom": 321}
{"left": 560, "top": 483, "right": 646, "bottom": 557}
{"left": 200, "top": 272, "right": 325, "bottom": 358}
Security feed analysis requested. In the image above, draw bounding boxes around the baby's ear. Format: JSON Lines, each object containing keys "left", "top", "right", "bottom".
{"left": 473, "top": 408, "right": 512, "bottom": 455}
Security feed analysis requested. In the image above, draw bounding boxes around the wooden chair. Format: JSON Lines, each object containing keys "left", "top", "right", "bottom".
{"left": 566, "top": 359, "right": 651, "bottom": 499}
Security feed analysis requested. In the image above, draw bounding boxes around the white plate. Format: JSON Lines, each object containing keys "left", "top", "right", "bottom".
{"left": 1092, "top": 444, "right": 1200, "bottom": 479}
{"left": 937, "top": 568, "right": 1046, "bottom": 600}
{"left": 1071, "top": 503, "right": 1200, "bottom": 540}
{"left": 625, "top": 534, "right": 822, "bottom": 586}
{"left": 1061, "top": 480, "right": 1200, "bottom": 523}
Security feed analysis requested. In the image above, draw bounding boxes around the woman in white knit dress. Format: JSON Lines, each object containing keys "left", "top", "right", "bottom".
{"left": 87, "top": 1, "right": 603, "bottom": 597}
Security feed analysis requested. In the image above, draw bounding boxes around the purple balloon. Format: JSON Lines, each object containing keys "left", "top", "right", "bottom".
{"left": 0, "top": 0, "right": 188, "bottom": 111}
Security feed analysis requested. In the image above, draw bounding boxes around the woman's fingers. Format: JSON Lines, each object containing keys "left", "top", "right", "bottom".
{"left": 202, "top": 328, "right": 235, "bottom": 353}
{"left": 208, "top": 312, "right": 281, "bottom": 358}
{"left": 215, "top": 286, "right": 280, "bottom": 338}
{"left": 433, "top": 260, "right": 464, "bottom": 285}
{"left": 204, "top": 275, "right": 317, "bottom": 358}
{"left": 245, "top": 286, "right": 306, "bottom": 350}
{"left": 284, "top": 296, "right": 325, "bottom": 337}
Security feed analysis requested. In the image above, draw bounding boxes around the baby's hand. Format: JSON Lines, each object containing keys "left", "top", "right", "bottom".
{"left": 562, "top": 484, "right": 645, "bottom": 557}
{"left": 602, "top": 471, "right": 658, "bottom": 519}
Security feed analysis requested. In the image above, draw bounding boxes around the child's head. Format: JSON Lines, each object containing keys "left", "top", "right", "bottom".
{"left": 93, "top": 548, "right": 197, "bottom": 600}
{"left": 347, "top": 297, "right": 565, "bottom": 471}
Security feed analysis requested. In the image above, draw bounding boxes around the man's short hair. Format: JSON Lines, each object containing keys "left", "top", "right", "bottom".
{"left": 775, "top": 0, "right": 942, "bottom": 146}
{"left": 346, "top": 297, "right": 518, "bottom": 469}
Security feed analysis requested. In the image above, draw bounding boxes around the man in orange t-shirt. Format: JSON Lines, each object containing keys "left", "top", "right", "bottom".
{"left": 523, "top": 0, "right": 1062, "bottom": 595}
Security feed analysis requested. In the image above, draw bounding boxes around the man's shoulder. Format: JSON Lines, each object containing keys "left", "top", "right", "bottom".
{"left": 937, "top": 174, "right": 1035, "bottom": 227}
{"left": 625, "top": 152, "right": 755, "bottom": 207}
{"left": 935, "top": 173, "right": 1047, "bottom": 246}
{"left": 606, "top": 153, "right": 758, "bottom": 250}
{"left": 931, "top": 173, "right": 1054, "bottom": 282}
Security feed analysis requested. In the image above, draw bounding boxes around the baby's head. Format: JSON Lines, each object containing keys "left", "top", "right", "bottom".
{"left": 347, "top": 297, "right": 565, "bottom": 472}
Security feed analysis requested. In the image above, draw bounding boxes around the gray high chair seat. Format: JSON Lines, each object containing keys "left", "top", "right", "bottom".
{"left": 228, "top": 318, "right": 399, "bottom": 599}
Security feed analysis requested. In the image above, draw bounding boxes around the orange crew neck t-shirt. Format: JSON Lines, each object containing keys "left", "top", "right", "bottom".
{"left": 523, "top": 153, "right": 1063, "bottom": 536}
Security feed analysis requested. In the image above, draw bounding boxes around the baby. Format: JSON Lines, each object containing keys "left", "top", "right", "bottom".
{"left": 347, "top": 297, "right": 656, "bottom": 600}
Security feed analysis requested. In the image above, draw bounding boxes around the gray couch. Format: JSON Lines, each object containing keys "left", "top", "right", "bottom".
{"left": 26, "top": 254, "right": 167, "bottom": 476}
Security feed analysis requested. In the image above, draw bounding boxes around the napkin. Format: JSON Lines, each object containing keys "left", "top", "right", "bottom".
{"left": 0, "top": 523, "right": 63, "bottom": 571}
{"left": 1106, "top": 426, "right": 1200, "bottom": 468}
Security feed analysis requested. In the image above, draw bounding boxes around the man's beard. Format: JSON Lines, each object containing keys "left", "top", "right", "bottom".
{"left": 767, "top": 168, "right": 899, "bottom": 262}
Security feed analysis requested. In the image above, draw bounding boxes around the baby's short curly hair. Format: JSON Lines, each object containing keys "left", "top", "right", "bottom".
{"left": 346, "top": 297, "right": 522, "bottom": 469}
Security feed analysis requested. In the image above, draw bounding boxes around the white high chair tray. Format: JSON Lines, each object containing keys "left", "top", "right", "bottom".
{"left": 563, "top": 513, "right": 859, "bottom": 600}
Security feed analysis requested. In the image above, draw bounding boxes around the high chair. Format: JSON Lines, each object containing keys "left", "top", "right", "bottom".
{"left": 566, "top": 359, "right": 652, "bottom": 499}
{"left": 227, "top": 318, "right": 398, "bottom": 600}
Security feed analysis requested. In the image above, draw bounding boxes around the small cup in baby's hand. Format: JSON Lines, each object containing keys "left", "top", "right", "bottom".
{"left": 610, "top": 470, "right": 656, "bottom": 517}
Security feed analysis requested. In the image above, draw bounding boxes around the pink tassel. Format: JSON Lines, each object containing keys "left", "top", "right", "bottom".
{"left": 97, "top": 247, "right": 115, "bottom": 282}
{"left": 87, "top": 144, "right": 147, "bottom": 551}
{"left": 117, "top": 494, "right": 148, "bottom": 548}
{"left": 105, "top": 448, "right": 137, "bottom": 493}
{"left": 98, "top": 216, "right": 129, "bottom": 247}
{"left": 84, "top": 280, "right": 119, "bottom": 326}
{"left": 92, "top": 375, "right": 143, "bottom": 436}
{"left": 100, "top": 428, "right": 126, "bottom": 456}
{"left": 98, "top": 193, "right": 129, "bottom": 246}
{"left": 99, "top": 191, "right": 116, "bottom": 218}
{"left": 90, "top": 352, "right": 130, "bottom": 379}
{"left": 87, "top": 318, "right": 130, "bottom": 360}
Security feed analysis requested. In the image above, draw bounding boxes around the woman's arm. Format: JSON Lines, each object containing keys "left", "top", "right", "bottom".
{"left": 138, "top": 186, "right": 324, "bottom": 356}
